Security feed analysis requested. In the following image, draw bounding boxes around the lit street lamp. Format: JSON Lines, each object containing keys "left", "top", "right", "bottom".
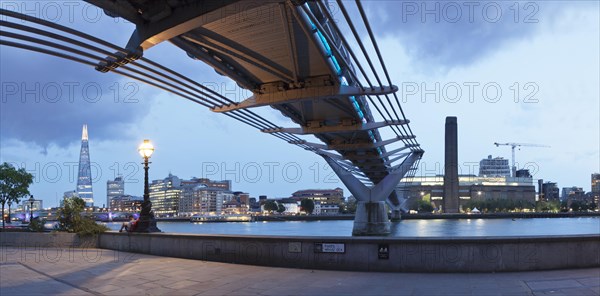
{"left": 28, "top": 195, "right": 35, "bottom": 222}
{"left": 135, "top": 139, "right": 161, "bottom": 232}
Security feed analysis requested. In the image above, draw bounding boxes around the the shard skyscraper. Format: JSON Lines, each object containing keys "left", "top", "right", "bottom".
{"left": 76, "top": 124, "right": 94, "bottom": 207}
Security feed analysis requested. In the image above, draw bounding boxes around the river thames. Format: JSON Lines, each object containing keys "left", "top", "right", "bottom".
{"left": 103, "top": 217, "right": 600, "bottom": 237}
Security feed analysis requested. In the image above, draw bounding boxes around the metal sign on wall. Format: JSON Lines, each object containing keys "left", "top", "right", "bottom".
{"left": 314, "top": 243, "right": 345, "bottom": 253}
{"left": 378, "top": 244, "right": 389, "bottom": 259}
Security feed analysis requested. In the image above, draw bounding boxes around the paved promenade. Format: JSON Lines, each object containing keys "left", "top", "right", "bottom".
{"left": 1, "top": 247, "right": 598, "bottom": 295}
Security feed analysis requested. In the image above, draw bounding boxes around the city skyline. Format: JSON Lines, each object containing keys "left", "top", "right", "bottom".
{"left": 5, "top": 121, "right": 598, "bottom": 209}
{"left": 1, "top": 1, "right": 598, "bottom": 208}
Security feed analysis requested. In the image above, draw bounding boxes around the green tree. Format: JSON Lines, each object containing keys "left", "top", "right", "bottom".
{"left": 300, "top": 198, "right": 315, "bottom": 215}
{"left": 560, "top": 200, "right": 569, "bottom": 212}
{"left": 465, "top": 199, "right": 536, "bottom": 213}
{"left": 263, "top": 200, "right": 278, "bottom": 213}
{"left": 28, "top": 218, "right": 45, "bottom": 232}
{"left": 570, "top": 200, "right": 590, "bottom": 212}
{"left": 276, "top": 203, "right": 286, "bottom": 214}
{"left": 536, "top": 200, "right": 561, "bottom": 212}
{"left": 344, "top": 198, "right": 357, "bottom": 214}
{"left": 409, "top": 199, "right": 434, "bottom": 213}
{"left": 416, "top": 199, "right": 434, "bottom": 213}
{"left": 56, "top": 197, "right": 86, "bottom": 232}
{"left": 0, "top": 162, "right": 34, "bottom": 229}
{"left": 56, "top": 196, "right": 107, "bottom": 236}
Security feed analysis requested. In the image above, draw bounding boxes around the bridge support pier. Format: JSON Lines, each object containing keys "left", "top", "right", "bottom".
{"left": 353, "top": 201, "right": 390, "bottom": 235}
{"left": 321, "top": 153, "right": 420, "bottom": 236}
{"left": 390, "top": 208, "right": 402, "bottom": 222}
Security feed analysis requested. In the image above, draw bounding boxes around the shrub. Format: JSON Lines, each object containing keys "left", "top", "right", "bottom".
{"left": 410, "top": 199, "right": 434, "bottom": 213}
{"left": 73, "top": 218, "right": 109, "bottom": 236}
{"left": 56, "top": 197, "right": 108, "bottom": 236}
{"left": 28, "top": 218, "right": 45, "bottom": 232}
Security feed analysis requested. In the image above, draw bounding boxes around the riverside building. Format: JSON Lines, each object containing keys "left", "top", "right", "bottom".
{"left": 479, "top": 155, "right": 511, "bottom": 177}
{"left": 179, "top": 185, "right": 233, "bottom": 216}
{"left": 291, "top": 188, "right": 345, "bottom": 206}
{"left": 562, "top": 187, "right": 585, "bottom": 201}
{"left": 149, "top": 174, "right": 235, "bottom": 217}
{"left": 149, "top": 174, "right": 182, "bottom": 217}
{"left": 592, "top": 173, "right": 600, "bottom": 204}
{"left": 106, "top": 176, "right": 125, "bottom": 209}
{"left": 397, "top": 174, "right": 536, "bottom": 212}
{"left": 109, "top": 195, "right": 142, "bottom": 212}
{"left": 541, "top": 182, "right": 560, "bottom": 201}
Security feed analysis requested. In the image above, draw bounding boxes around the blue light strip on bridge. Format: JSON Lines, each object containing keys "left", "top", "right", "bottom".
{"left": 305, "top": 4, "right": 382, "bottom": 155}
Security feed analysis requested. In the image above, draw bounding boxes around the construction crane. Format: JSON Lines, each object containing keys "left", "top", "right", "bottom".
{"left": 494, "top": 142, "right": 551, "bottom": 177}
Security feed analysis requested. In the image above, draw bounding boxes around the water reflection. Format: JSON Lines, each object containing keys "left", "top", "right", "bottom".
{"left": 102, "top": 217, "right": 600, "bottom": 237}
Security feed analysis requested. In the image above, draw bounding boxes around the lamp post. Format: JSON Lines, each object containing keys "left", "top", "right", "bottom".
{"left": 7, "top": 200, "right": 12, "bottom": 224}
{"left": 28, "top": 195, "right": 35, "bottom": 222}
{"left": 135, "top": 139, "right": 161, "bottom": 232}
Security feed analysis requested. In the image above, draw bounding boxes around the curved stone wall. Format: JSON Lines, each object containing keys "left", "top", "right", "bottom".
{"left": 97, "top": 232, "right": 600, "bottom": 272}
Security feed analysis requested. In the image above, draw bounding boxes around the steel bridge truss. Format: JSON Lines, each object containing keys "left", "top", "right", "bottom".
{"left": 0, "top": 0, "right": 424, "bottom": 235}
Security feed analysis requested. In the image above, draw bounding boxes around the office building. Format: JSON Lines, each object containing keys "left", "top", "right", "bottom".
{"left": 562, "top": 187, "right": 584, "bottom": 201}
{"left": 181, "top": 178, "right": 231, "bottom": 191}
{"left": 516, "top": 169, "right": 532, "bottom": 178}
{"left": 179, "top": 185, "right": 226, "bottom": 216}
{"left": 249, "top": 197, "right": 260, "bottom": 211}
{"left": 109, "top": 195, "right": 142, "bottom": 212}
{"left": 149, "top": 174, "right": 235, "bottom": 217}
{"left": 232, "top": 192, "right": 250, "bottom": 206}
{"left": 220, "top": 192, "right": 251, "bottom": 214}
{"left": 479, "top": 155, "right": 511, "bottom": 177}
{"left": 291, "top": 188, "right": 344, "bottom": 205}
{"left": 76, "top": 125, "right": 94, "bottom": 206}
{"left": 149, "top": 174, "right": 182, "bottom": 217}
{"left": 592, "top": 173, "right": 600, "bottom": 201}
{"left": 107, "top": 176, "right": 125, "bottom": 209}
{"left": 541, "top": 182, "right": 560, "bottom": 201}
{"left": 312, "top": 202, "right": 340, "bottom": 215}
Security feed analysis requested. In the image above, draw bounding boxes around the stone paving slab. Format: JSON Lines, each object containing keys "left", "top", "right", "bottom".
{"left": 526, "top": 279, "right": 584, "bottom": 291}
{"left": 0, "top": 247, "right": 598, "bottom": 296}
{"left": 0, "top": 262, "right": 95, "bottom": 295}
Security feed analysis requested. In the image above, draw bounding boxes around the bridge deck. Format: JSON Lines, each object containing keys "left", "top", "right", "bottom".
{"left": 0, "top": 0, "right": 424, "bottom": 212}
{"left": 85, "top": 0, "right": 421, "bottom": 185}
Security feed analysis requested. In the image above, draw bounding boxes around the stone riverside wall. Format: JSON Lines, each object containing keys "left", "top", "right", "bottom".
{"left": 95, "top": 232, "right": 600, "bottom": 272}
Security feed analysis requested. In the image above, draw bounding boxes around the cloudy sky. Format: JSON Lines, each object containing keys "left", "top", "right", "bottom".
{"left": 1, "top": 1, "right": 598, "bottom": 208}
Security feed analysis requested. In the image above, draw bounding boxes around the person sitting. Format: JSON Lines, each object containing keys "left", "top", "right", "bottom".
{"left": 119, "top": 215, "right": 137, "bottom": 232}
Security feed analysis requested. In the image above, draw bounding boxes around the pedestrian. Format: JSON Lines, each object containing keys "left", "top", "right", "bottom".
{"left": 119, "top": 215, "right": 136, "bottom": 232}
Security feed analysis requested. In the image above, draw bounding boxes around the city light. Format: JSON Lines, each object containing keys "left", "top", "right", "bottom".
{"left": 138, "top": 139, "right": 154, "bottom": 159}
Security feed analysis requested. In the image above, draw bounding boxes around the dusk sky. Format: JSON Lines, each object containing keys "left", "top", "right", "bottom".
{"left": 1, "top": 1, "right": 598, "bottom": 208}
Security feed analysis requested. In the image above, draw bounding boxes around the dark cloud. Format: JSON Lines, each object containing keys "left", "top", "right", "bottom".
{"left": 0, "top": 26, "right": 156, "bottom": 148}
{"left": 335, "top": 1, "right": 569, "bottom": 69}
{"left": 0, "top": 45, "right": 155, "bottom": 147}
{"left": 0, "top": 2, "right": 154, "bottom": 147}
